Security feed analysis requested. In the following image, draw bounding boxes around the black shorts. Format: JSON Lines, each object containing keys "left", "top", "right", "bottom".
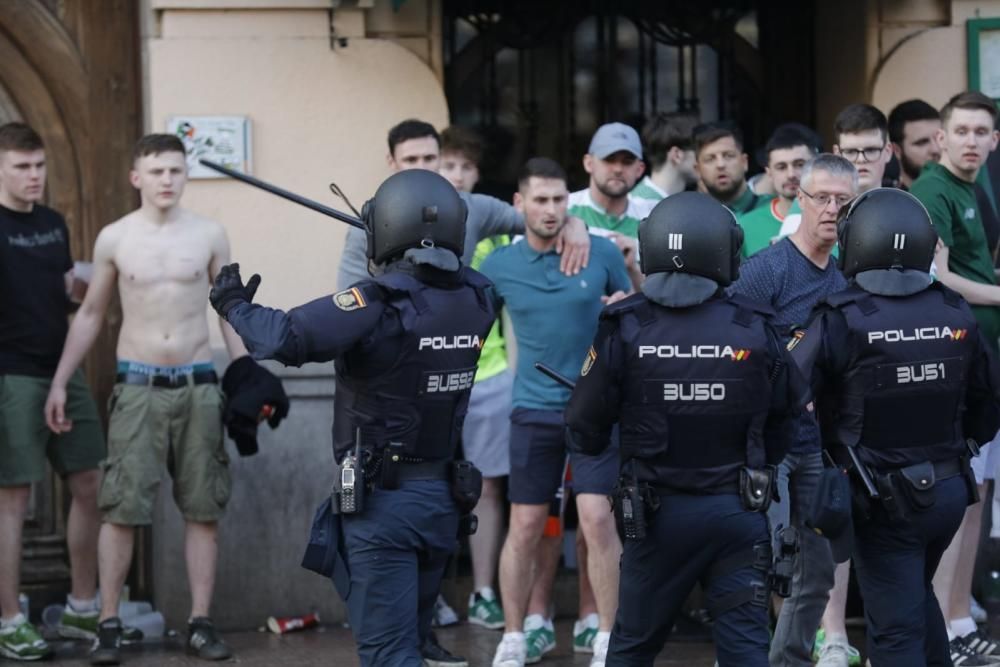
{"left": 507, "top": 407, "right": 618, "bottom": 504}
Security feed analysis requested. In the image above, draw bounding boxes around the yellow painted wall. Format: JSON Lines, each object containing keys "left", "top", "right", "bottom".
{"left": 141, "top": 2, "right": 447, "bottom": 346}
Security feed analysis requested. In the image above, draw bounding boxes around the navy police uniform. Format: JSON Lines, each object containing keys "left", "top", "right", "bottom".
{"left": 795, "top": 189, "right": 1000, "bottom": 667}
{"left": 212, "top": 170, "right": 496, "bottom": 667}
{"left": 564, "top": 192, "right": 807, "bottom": 667}
{"left": 223, "top": 262, "right": 494, "bottom": 666}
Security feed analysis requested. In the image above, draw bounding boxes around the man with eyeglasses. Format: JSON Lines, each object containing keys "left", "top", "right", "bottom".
{"left": 778, "top": 106, "right": 891, "bottom": 245}
{"left": 912, "top": 90, "right": 1000, "bottom": 666}
{"left": 729, "top": 153, "right": 858, "bottom": 667}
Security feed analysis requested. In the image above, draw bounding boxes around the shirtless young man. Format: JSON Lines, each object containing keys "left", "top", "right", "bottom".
{"left": 44, "top": 134, "right": 276, "bottom": 665}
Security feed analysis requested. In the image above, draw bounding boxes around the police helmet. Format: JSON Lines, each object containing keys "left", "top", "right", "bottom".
{"left": 837, "top": 187, "right": 937, "bottom": 278}
{"left": 362, "top": 170, "right": 468, "bottom": 266}
{"left": 638, "top": 191, "right": 744, "bottom": 286}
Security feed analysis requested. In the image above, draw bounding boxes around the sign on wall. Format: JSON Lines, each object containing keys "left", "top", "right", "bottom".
{"left": 968, "top": 18, "right": 1000, "bottom": 100}
{"left": 166, "top": 115, "right": 252, "bottom": 179}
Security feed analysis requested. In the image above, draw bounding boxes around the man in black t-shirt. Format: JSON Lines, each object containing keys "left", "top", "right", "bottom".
{"left": 0, "top": 123, "right": 106, "bottom": 661}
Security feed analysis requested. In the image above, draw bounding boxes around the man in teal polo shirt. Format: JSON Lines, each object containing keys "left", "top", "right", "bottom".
{"left": 484, "top": 157, "right": 633, "bottom": 667}
{"left": 912, "top": 90, "right": 1000, "bottom": 664}
{"left": 693, "top": 121, "right": 770, "bottom": 216}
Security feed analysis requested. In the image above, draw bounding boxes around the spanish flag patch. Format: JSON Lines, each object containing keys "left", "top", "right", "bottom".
{"left": 333, "top": 287, "right": 367, "bottom": 311}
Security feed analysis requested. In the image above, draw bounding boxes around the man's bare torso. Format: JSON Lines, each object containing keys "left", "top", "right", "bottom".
{"left": 106, "top": 208, "right": 223, "bottom": 365}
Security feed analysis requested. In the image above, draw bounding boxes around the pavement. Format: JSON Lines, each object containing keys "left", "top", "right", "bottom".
{"left": 34, "top": 618, "right": 722, "bottom": 666}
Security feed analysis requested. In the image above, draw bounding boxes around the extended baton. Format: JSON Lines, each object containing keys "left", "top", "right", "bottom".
{"left": 535, "top": 362, "right": 576, "bottom": 390}
{"left": 198, "top": 159, "right": 366, "bottom": 230}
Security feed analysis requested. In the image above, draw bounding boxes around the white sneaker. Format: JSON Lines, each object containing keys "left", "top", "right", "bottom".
{"left": 590, "top": 630, "right": 610, "bottom": 667}
{"left": 493, "top": 632, "right": 527, "bottom": 667}
{"left": 816, "top": 638, "right": 851, "bottom": 667}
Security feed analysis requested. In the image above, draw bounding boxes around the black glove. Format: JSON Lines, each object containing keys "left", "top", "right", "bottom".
{"left": 221, "top": 356, "right": 290, "bottom": 456}
{"left": 210, "top": 263, "right": 261, "bottom": 320}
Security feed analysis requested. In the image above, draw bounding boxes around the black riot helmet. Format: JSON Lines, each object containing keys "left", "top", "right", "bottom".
{"left": 837, "top": 187, "right": 937, "bottom": 278}
{"left": 362, "top": 170, "right": 468, "bottom": 266}
{"left": 638, "top": 191, "right": 744, "bottom": 286}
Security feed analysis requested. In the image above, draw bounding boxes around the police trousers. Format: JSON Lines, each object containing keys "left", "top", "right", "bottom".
{"left": 853, "top": 475, "right": 967, "bottom": 667}
{"left": 339, "top": 480, "right": 459, "bottom": 667}
{"left": 608, "top": 493, "right": 770, "bottom": 667}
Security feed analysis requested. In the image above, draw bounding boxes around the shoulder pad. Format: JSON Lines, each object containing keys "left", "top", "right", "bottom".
{"left": 373, "top": 271, "right": 420, "bottom": 293}
{"left": 461, "top": 266, "right": 494, "bottom": 289}
{"left": 600, "top": 292, "right": 647, "bottom": 319}
{"left": 727, "top": 293, "right": 775, "bottom": 318}
{"left": 823, "top": 285, "right": 868, "bottom": 308}
{"left": 927, "top": 281, "right": 964, "bottom": 308}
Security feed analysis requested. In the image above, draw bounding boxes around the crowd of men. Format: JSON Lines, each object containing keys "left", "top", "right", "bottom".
{"left": 1, "top": 84, "right": 1000, "bottom": 667}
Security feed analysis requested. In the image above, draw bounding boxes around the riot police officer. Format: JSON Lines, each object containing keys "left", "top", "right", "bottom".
{"left": 208, "top": 169, "right": 496, "bottom": 667}
{"left": 795, "top": 188, "right": 1000, "bottom": 667}
{"left": 564, "top": 192, "right": 807, "bottom": 667}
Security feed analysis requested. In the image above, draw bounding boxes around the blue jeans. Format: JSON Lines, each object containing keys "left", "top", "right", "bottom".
{"left": 767, "top": 450, "right": 836, "bottom": 667}
{"left": 339, "top": 480, "right": 458, "bottom": 667}
{"left": 608, "top": 493, "right": 770, "bottom": 667}
{"left": 854, "top": 476, "right": 967, "bottom": 667}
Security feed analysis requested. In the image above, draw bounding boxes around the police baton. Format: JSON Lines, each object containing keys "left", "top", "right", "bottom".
{"left": 844, "top": 445, "right": 880, "bottom": 499}
{"left": 535, "top": 362, "right": 576, "bottom": 390}
{"left": 198, "top": 159, "right": 366, "bottom": 230}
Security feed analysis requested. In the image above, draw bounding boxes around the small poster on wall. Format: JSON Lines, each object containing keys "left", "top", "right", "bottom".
{"left": 166, "top": 115, "right": 252, "bottom": 179}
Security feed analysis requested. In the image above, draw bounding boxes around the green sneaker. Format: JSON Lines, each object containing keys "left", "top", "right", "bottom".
{"left": 573, "top": 613, "right": 599, "bottom": 654}
{"left": 468, "top": 588, "right": 504, "bottom": 630}
{"left": 813, "top": 628, "right": 863, "bottom": 667}
{"left": 524, "top": 616, "right": 555, "bottom": 664}
{"left": 0, "top": 614, "right": 52, "bottom": 661}
{"left": 59, "top": 606, "right": 144, "bottom": 644}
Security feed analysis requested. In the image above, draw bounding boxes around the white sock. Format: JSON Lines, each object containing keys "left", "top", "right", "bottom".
{"left": 0, "top": 612, "right": 25, "bottom": 628}
{"left": 476, "top": 586, "right": 496, "bottom": 600}
{"left": 825, "top": 632, "right": 849, "bottom": 646}
{"left": 524, "top": 614, "right": 546, "bottom": 631}
{"left": 578, "top": 612, "right": 599, "bottom": 628}
{"left": 502, "top": 631, "right": 525, "bottom": 642}
{"left": 952, "top": 616, "right": 978, "bottom": 638}
{"left": 543, "top": 617, "right": 554, "bottom": 631}
{"left": 67, "top": 595, "right": 98, "bottom": 613}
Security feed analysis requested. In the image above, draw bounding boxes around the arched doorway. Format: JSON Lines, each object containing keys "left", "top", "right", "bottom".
{"left": 0, "top": 0, "right": 142, "bottom": 608}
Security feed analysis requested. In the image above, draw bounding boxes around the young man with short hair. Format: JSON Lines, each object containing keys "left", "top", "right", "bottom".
{"left": 485, "top": 158, "right": 633, "bottom": 667}
{"left": 0, "top": 122, "right": 105, "bottom": 661}
{"left": 913, "top": 90, "right": 1000, "bottom": 665}
{"left": 737, "top": 126, "right": 817, "bottom": 258}
{"left": 632, "top": 112, "right": 699, "bottom": 204}
{"left": 45, "top": 134, "right": 286, "bottom": 665}
{"left": 694, "top": 122, "right": 769, "bottom": 215}
{"left": 888, "top": 99, "right": 942, "bottom": 191}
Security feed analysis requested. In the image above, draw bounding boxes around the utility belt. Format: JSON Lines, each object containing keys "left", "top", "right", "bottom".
{"left": 332, "top": 438, "right": 483, "bottom": 537}
{"left": 861, "top": 457, "right": 974, "bottom": 522}
{"left": 612, "top": 466, "right": 776, "bottom": 542}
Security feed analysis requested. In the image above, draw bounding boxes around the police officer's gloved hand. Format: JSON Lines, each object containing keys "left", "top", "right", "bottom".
{"left": 210, "top": 263, "right": 261, "bottom": 320}
{"left": 221, "top": 356, "right": 290, "bottom": 456}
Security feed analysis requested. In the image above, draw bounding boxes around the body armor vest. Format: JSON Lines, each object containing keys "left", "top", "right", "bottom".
{"left": 822, "top": 283, "right": 979, "bottom": 470}
{"left": 332, "top": 269, "right": 495, "bottom": 462}
{"left": 604, "top": 293, "right": 778, "bottom": 492}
